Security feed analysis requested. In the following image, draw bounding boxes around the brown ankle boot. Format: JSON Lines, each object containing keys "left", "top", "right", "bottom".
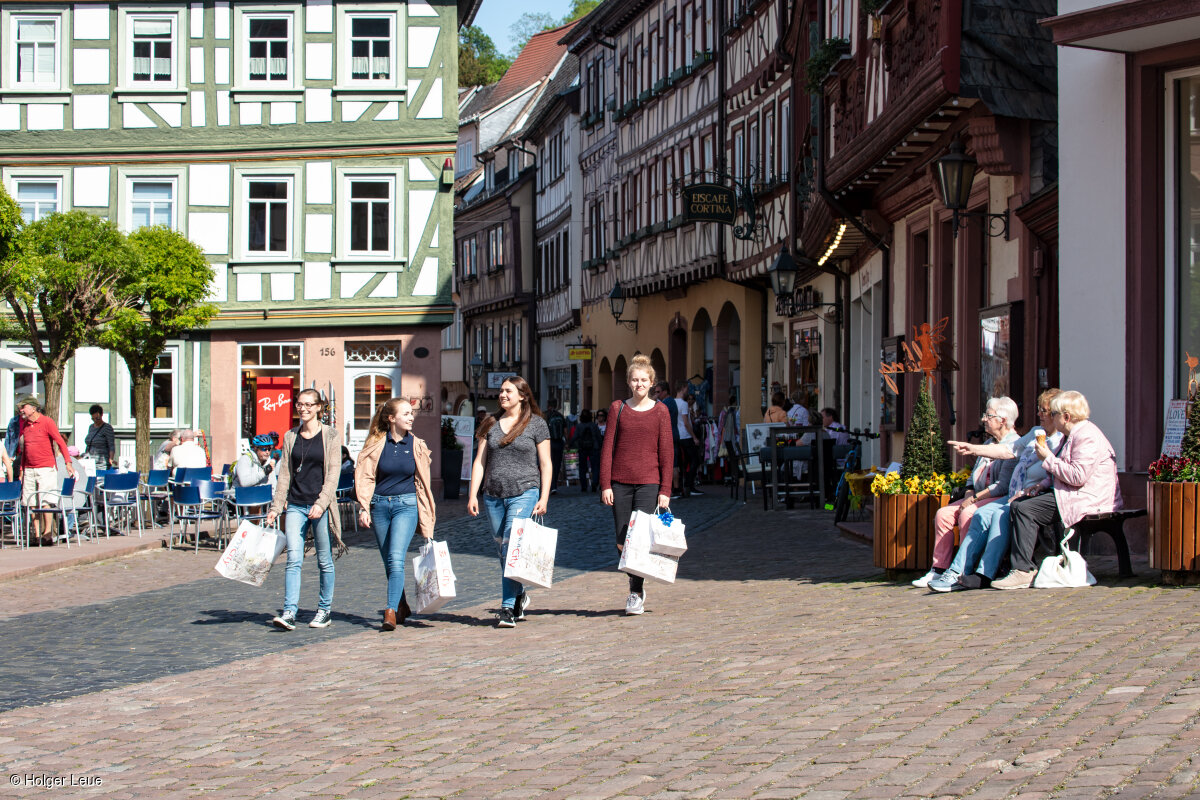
{"left": 381, "top": 608, "right": 397, "bottom": 631}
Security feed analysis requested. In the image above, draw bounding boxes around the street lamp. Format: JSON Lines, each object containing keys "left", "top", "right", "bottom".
{"left": 935, "top": 140, "right": 1009, "bottom": 239}
{"left": 609, "top": 280, "right": 637, "bottom": 331}
{"left": 767, "top": 248, "right": 818, "bottom": 317}
{"left": 469, "top": 352, "right": 484, "bottom": 413}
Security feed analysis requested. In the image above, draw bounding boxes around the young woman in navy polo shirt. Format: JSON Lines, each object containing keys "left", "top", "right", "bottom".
{"left": 355, "top": 398, "right": 437, "bottom": 631}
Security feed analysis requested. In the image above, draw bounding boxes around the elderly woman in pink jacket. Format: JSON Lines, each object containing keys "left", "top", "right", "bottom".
{"left": 992, "top": 390, "right": 1123, "bottom": 589}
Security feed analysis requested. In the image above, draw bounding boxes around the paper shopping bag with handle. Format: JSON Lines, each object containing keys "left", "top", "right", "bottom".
{"left": 504, "top": 516, "right": 558, "bottom": 589}
{"left": 214, "top": 519, "right": 286, "bottom": 587}
{"left": 412, "top": 540, "right": 457, "bottom": 614}
{"left": 619, "top": 510, "right": 679, "bottom": 583}
{"left": 648, "top": 508, "right": 687, "bottom": 557}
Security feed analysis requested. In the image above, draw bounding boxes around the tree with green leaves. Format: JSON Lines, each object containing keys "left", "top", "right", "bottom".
{"left": 459, "top": 25, "right": 511, "bottom": 86}
{"left": 902, "top": 379, "right": 951, "bottom": 481}
{"left": 563, "top": 0, "right": 603, "bottom": 23}
{"left": 509, "top": 12, "right": 557, "bottom": 58}
{"left": 97, "top": 226, "right": 217, "bottom": 474}
{"left": 1179, "top": 391, "right": 1200, "bottom": 464}
{"left": 0, "top": 184, "right": 20, "bottom": 265}
{"left": 0, "top": 210, "right": 139, "bottom": 423}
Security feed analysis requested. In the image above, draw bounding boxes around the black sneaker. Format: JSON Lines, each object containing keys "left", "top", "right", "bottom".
{"left": 515, "top": 592, "right": 530, "bottom": 621}
{"left": 308, "top": 609, "right": 332, "bottom": 628}
{"left": 272, "top": 611, "right": 296, "bottom": 631}
{"left": 496, "top": 608, "right": 516, "bottom": 628}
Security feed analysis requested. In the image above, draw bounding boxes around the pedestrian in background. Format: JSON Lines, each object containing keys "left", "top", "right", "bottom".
{"left": 84, "top": 404, "right": 116, "bottom": 470}
{"left": 266, "top": 389, "right": 343, "bottom": 631}
{"left": 675, "top": 382, "right": 703, "bottom": 496}
{"left": 153, "top": 429, "right": 182, "bottom": 471}
{"left": 234, "top": 434, "right": 276, "bottom": 488}
{"left": 569, "top": 409, "right": 602, "bottom": 492}
{"left": 16, "top": 395, "right": 75, "bottom": 545}
{"left": 169, "top": 430, "right": 207, "bottom": 474}
{"left": 601, "top": 355, "right": 673, "bottom": 616}
{"left": 467, "top": 376, "right": 551, "bottom": 628}
{"left": 355, "top": 398, "right": 436, "bottom": 631}
{"left": 544, "top": 398, "right": 567, "bottom": 495}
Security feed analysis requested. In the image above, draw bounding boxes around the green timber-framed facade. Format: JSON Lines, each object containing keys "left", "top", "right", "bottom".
{"left": 0, "top": 0, "right": 471, "bottom": 474}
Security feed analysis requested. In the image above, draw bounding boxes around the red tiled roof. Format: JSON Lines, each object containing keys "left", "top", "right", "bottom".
{"left": 489, "top": 20, "right": 579, "bottom": 108}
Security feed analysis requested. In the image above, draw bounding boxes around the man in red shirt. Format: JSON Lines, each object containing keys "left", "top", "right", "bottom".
{"left": 18, "top": 395, "right": 75, "bottom": 545}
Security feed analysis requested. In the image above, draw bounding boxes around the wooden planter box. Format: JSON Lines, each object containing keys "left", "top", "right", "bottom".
{"left": 1148, "top": 481, "right": 1200, "bottom": 577}
{"left": 874, "top": 493, "right": 950, "bottom": 572}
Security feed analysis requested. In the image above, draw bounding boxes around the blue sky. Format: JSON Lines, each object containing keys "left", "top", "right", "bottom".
{"left": 472, "top": 1, "right": 574, "bottom": 56}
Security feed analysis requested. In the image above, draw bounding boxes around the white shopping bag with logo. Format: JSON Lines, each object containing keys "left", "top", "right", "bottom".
{"left": 648, "top": 508, "right": 687, "bottom": 557}
{"left": 619, "top": 510, "right": 679, "bottom": 584}
{"left": 214, "top": 519, "right": 286, "bottom": 587}
{"left": 412, "top": 540, "right": 457, "bottom": 614}
{"left": 504, "top": 516, "right": 558, "bottom": 589}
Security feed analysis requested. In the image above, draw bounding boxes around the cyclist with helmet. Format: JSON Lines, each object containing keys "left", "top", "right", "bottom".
{"left": 235, "top": 433, "right": 278, "bottom": 488}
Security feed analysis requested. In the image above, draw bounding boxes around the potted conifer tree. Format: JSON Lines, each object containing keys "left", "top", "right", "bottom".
{"left": 872, "top": 380, "right": 966, "bottom": 573}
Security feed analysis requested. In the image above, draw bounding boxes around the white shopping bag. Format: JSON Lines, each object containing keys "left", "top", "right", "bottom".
{"left": 1033, "top": 531, "right": 1097, "bottom": 588}
{"left": 214, "top": 519, "right": 286, "bottom": 587}
{"left": 412, "top": 540, "right": 457, "bottom": 614}
{"left": 619, "top": 510, "right": 679, "bottom": 584}
{"left": 648, "top": 509, "right": 687, "bottom": 557}
{"left": 504, "top": 516, "right": 558, "bottom": 589}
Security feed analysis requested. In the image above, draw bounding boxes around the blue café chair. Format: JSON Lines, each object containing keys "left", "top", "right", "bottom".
{"left": 170, "top": 482, "right": 224, "bottom": 552}
{"left": 0, "top": 481, "right": 23, "bottom": 549}
{"left": 140, "top": 469, "right": 171, "bottom": 528}
{"left": 101, "top": 471, "right": 143, "bottom": 537}
{"left": 173, "top": 465, "right": 213, "bottom": 486}
{"left": 232, "top": 484, "right": 274, "bottom": 527}
{"left": 26, "top": 476, "right": 81, "bottom": 548}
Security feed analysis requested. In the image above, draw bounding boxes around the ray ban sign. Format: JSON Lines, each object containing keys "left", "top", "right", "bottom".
{"left": 682, "top": 183, "right": 737, "bottom": 225}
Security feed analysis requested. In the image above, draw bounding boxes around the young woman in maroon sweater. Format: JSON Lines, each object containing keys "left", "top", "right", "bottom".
{"left": 600, "top": 354, "right": 674, "bottom": 615}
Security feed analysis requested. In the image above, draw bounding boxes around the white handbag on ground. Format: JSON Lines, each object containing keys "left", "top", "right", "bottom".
{"left": 619, "top": 510, "right": 679, "bottom": 584}
{"left": 214, "top": 519, "right": 286, "bottom": 587}
{"left": 504, "top": 516, "right": 558, "bottom": 589}
{"left": 648, "top": 508, "right": 687, "bottom": 557}
{"left": 412, "top": 540, "right": 457, "bottom": 614}
{"left": 1033, "top": 530, "right": 1097, "bottom": 588}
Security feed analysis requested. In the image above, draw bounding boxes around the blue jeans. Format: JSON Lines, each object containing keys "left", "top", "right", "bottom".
{"left": 371, "top": 493, "right": 418, "bottom": 610}
{"left": 483, "top": 487, "right": 539, "bottom": 609}
{"left": 948, "top": 500, "right": 1012, "bottom": 579}
{"left": 283, "top": 503, "right": 334, "bottom": 614}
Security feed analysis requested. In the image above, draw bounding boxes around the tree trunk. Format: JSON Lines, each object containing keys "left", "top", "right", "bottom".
{"left": 41, "top": 366, "right": 65, "bottom": 427}
{"left": 131, "top": 369, "right": 153, "bottom": 475}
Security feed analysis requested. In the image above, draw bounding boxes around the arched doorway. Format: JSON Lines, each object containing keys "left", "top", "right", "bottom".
{"left": 613, "top": 355, "right": 629, "bottom": 401}
{"left": 596, "top": 357, "right": 612, "bottom": 410}
{"left": 691, "top": 310, "right": 714, "bottom": 415}
{"left": 715, "top": 302, "right": 741, "bottom": 411}
{"left": 650, "top": 348, "right": 667, "bottom": 388}
{"left": 669, "top": 327, "right": 687, "bottom": 389}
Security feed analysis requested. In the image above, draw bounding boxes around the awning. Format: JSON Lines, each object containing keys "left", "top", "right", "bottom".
{"left": 0, "top": 348, "right": 37, "bottom": 370}
{"left": 1042, "top": 0, "right": 1200, "bottom": 53}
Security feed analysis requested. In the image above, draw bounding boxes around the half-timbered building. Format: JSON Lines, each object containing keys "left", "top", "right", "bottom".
{"left": 567, "top": 0, "right": 768, "bottom": 417}
{"left": 454, "top": 23, "right": 575, "bottom": 409}
{"left": 0, "top": 0, "right": 469, "bottom": 474}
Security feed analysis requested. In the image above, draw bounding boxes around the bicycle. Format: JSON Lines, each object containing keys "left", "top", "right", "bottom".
{"left": 827, "top": 427, "right": 880, "bottom": 523}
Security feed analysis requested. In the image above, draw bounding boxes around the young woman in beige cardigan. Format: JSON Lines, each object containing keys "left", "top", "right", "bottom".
{"left": 355, "top": 398, "right": 437, "bottom": 630}
{"left": 266, "top": 388, "right": 344, "bottom": 631}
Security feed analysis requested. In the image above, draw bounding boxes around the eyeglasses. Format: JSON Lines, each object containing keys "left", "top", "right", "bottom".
{"left": 982, "top": 413, "right": 1002, "bottom": 421}
{"left": 1037, "top": 407, "right": 1051, "bottom": 415}
{"left": 295, "top": 402, "right": 319, "bottom": 409}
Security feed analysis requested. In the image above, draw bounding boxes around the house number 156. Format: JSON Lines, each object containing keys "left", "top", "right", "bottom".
{"left": 320, "top": 347, "right": 336, "bottom": 357}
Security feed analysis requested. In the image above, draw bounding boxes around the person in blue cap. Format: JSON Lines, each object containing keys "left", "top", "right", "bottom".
{"left": 235, "top": 434, "right": 277, "bottom": 488}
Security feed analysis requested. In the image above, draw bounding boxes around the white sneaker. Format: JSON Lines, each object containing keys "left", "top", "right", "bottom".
{"left": 308, "top": 609, "right": 332, "bottom": 628}
{"left": 625, "top": 590, "right": 645, "bottom": 615}
{"left": 912, "top": 569, "right": 940, "bottom": 588}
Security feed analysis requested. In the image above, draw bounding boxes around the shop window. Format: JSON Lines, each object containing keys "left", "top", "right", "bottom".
{"left": 239, "top": 343, "right": 302, "bottom": 439}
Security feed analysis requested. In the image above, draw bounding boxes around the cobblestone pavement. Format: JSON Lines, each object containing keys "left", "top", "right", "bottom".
{"left": 0, "top": 490, "right": 739, "bottom": 712}
{"left": 3, "top": 497, "right": 1200, "bottom": 799}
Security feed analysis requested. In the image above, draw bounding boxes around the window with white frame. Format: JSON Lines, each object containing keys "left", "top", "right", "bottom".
{"left": 764, "top": 107, "right": 776, "bottom": 181}
{"left": 501, "top": 324, "right": 509, "bottom": 364}
{"left": 460, "top": 236, "right": 477, "bottom": 279}
{"left": 486, "top": 325, "right": 494, "bottom": 367}
{"left": 336, "top": 5, "right": 403, "bottom": 90}
{"left": 129, "top": 16, "right": 176, "bottom": 86}
{"left": 473, "top": 327, "right": 482, "bottom": 361}
{"left": 129, "top": 179, "right": 176, "bottom": 229}
{"left": 748, "top": 117, "right": 760, "bottom": 185}
{"left": 13, "top": 15, "right": 60, "bottom": 88}
{"left": 780, "top": 97, "right": 791, "bottom": 179}
{"left": 733, "top": 128, "right": 745, "bottom": 182}
{"left": 138, "top": 349, "right": 178, "bottom": 422}
{"left": 339, "top": 174, "right": 396, "bottom": 258}
{"left": 241, "top": 176, "right": 294, "bottom": 257}
{"left": 13, "top": 178, "right": 60, "bottom": 223}
{"left": 245, "top": 15, "right": 292, "bottom": 84}
{"left": 487, "top": 226, "right": 505, "bottom": 272}
{"left": 456, "top": 139, "right": 474, "bottom": 176}
{"left": 484, "top": 161, "right": 495, "bottom": 192}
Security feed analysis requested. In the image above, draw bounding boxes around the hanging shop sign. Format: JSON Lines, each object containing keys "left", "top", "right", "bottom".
{"left": 682, "top": 183, "right": 737, "bottom": 225}
{"left": 567, "top": 347, "right": 593, "bottom": 361}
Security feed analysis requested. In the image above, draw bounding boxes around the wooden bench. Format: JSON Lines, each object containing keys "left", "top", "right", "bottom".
{"left": 1069, "top": 509, "right": 1146, "bottom": 579}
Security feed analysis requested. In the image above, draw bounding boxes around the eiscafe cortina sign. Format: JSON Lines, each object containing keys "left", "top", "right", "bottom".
{"left": 682, "top": 183, "right": 737, "bottom": 225}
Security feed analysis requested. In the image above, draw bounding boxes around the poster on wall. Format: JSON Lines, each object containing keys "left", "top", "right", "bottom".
{"left": 256, "top": 377, "right": 294, "bottom": 438}
{"left": 1161, "top": 400, "right": 1190, "bottom": 457}
{"left": 442, "top": 415, "right": 475, "bottom": 482}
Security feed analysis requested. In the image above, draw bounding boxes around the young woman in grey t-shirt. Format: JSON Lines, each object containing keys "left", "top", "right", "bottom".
{"left": 467, "top": 376, "right": 552, "bottom": 628}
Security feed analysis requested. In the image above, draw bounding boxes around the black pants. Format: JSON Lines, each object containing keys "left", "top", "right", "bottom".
{"left": 1008, "top": 492, "right": 1063, "bottom": 572}
{"left": 679, "top": 439, "right": 701, "bottom": 493}
{"left": 611, "top": 481, "right": 658, "bottom": 594}
{"left": 578, "top": 449, "right": 600, "bottom": 492}
{"left": 549, "top": 441, "right": 565, "bottom": 489}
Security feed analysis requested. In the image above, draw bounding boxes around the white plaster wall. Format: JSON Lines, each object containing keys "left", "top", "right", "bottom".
{"left": 1058, "top": 44, "right": 1127, "bottom": 465}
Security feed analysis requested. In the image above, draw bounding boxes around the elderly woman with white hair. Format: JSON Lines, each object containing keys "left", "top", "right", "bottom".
{"left": 913, "top": 396, "right": 1021, "bottom": 589}
{"left": 991, "top": 390, "right": 1123, "bottom": 590}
